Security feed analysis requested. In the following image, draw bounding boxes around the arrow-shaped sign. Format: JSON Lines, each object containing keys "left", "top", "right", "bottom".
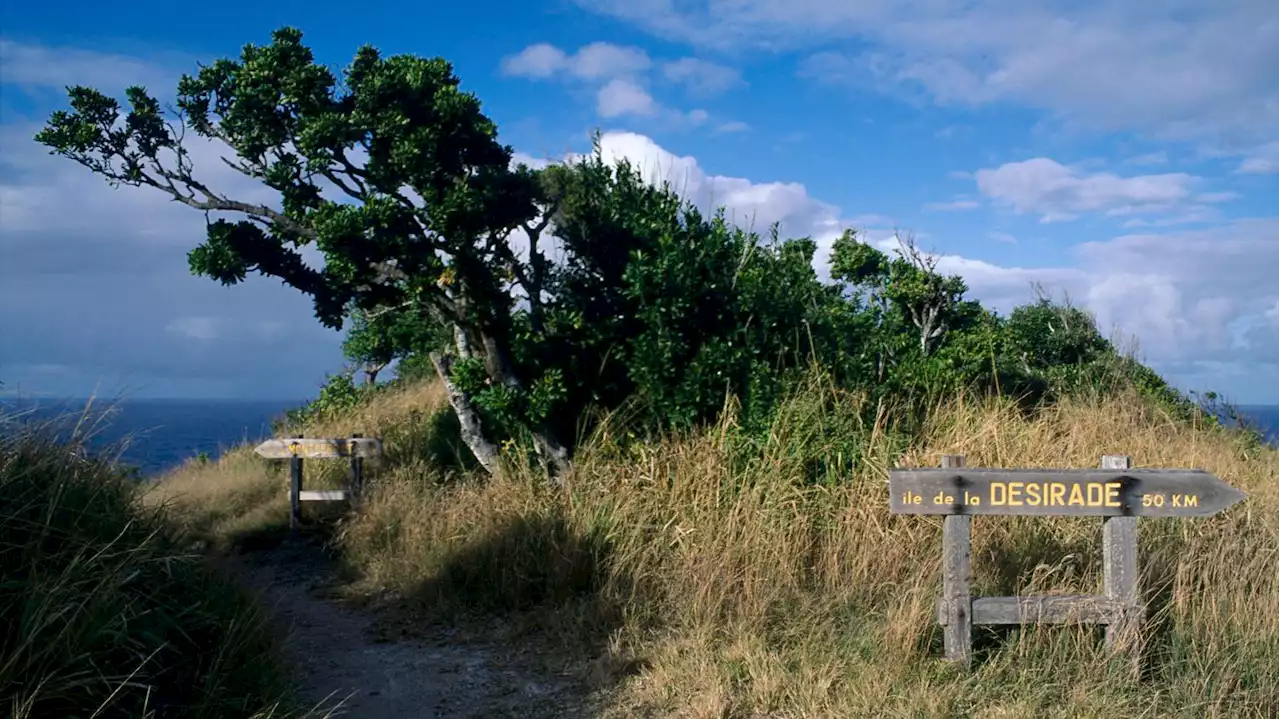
{"left": 889, "top": 467, "right": 1246, "bottom": 518}
{"left": 254, "top": 437, "right": 382, "bottom": 460}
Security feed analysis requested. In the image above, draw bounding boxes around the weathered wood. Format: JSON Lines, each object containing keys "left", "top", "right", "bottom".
{"left": 939, "top": 454, "right": 972, "bottom": 667}
{"left": 298, "top": 490, "right": 351, "bottom": 502}
{"left": 889, "top": 466, "right": 1245, "bottom": 517}
{"left": 938, "top": 595, "right": 1124, "bottom": 626}
{"left": 289, "top": 438, "right": 303, "bottom": 531}
{"left": 350, "top": 432, "right": 365, "bottom": 503}
{"left": 1102, "top": 455, "right": 1143, "bottom": 666}
{"left": 906, "top": 452, "right": 1226, "bottom": 669}
{"left": 254, "top": 437, "right": 383, "bottom": 459}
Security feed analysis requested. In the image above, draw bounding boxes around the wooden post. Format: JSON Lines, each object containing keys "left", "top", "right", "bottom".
{"left": 289, "top": 434, "right": 304, "bottom": 531}
{"left": 1101, "top": 454, "right": 1141, "bottom": 669}
{"left": 940, "top": 453, "right": 972, "bottom": 667}
{"left": 350, "top": 432, "right": 364, "bottom": 504}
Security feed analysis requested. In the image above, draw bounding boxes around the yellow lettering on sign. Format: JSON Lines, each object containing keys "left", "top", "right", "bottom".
{"left": 1086, "top": 483, "right": 1104, "bottom": 507}
{"left": 1049, "top": 483, "right": 1066, "bottom": 506}
{"left": 1007, "top": 482, "right": 1024, "bottom": 506}
{"left": 1068, "top": 484, "right": 1084, "bottom": 506}
{"left": 288, "top": 442, "right": 300, "bottom": 455}
{"left": 1025, "top": 482, "right": 1042, "bottom": 506}
{"left": 1105, "top": 482, "right": 1121, "bottom": 507}
{"left": 985, "top": 480, "right": 1139, "bottom": 510}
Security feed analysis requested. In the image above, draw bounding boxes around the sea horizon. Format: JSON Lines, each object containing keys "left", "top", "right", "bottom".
{"left": 1, "top": 396, "right": 308, "bottom": 477}
{"left": 2, "top": 396, "right": 1276, "bottom": 478}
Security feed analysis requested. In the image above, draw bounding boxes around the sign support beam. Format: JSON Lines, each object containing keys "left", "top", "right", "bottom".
{"left": 891, "top": 454, "right": 1246, "bottom": 670}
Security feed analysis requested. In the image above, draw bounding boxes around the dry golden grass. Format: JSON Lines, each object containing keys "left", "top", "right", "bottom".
{"left": 158, "top": 378, "right": 1279, "bottom": 718}
{"left": 147, "top": 381, "right": 451, "bottom": 548}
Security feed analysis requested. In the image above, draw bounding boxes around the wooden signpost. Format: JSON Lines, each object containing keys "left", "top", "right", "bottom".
{"left": 254, "top": 434, "right": 383, "bottom": 530}
{"left": 889, "top": 454, "right": 1247, "bottom": 669}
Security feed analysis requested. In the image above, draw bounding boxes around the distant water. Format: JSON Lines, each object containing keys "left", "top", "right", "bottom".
{"left": 0, "top": 397, "right": 1274, "bottom": 478}
{"left": 0, "top": 398, "right": 304, "bottom": 477}
{"left": 1232, "top": 405, "right": 1279, "bottom": 446}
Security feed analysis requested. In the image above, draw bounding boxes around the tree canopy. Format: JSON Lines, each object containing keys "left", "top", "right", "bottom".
{"left": 36, "top": 27, "right": 1202, "bottom": 478}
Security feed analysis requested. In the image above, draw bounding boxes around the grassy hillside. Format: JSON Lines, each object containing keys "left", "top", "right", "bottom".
{"left": 154, "top": 376, "right": 1279, "bottom": 718}
{"left": 0, "top": 414, "right": 306, "bottom": 719}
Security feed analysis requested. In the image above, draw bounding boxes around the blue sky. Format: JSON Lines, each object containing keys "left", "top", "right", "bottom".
{"left": 1, "top": 0, "right": 1276, "bottom": 403}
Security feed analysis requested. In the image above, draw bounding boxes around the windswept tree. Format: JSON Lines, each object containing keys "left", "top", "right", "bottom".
{"left": 41, "top": 27, "right": 1131, "bottom": 479}
{"left": 36, "top": 27, "right": 570, "bottom": 475}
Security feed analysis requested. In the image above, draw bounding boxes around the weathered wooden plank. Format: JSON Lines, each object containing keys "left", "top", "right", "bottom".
{"left": 889, "top": 466, "right": 1245, "bottom": 517}
{"left": 937, "top": 595, "right": 1123, "bottom": 626}
{"left": 255, "top": 437, "right": 383, "bottom": 459}
{"left": 298, "top": 490, "right": 351, "bottom": 502}
{"left": 939, "top": 454, "right": 972, "bottom": 667}
{"left": 289, "top": 451, "right": 302, "bottom": 530}
{"left": 1101, "top": 455, "right": 1143, "bottom": 665}
{"left": 350, "top": 432, "right": 365, "bottom": 503}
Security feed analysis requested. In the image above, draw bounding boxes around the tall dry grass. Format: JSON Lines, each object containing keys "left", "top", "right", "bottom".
{"left": 0, "top": 410, "right": 304, "bottom": 718}
{"left": 146, "top": 381, "right": 453, "bottom": 549}
{"left": 160, "top": 377, "right": 1279, "bottom": 718}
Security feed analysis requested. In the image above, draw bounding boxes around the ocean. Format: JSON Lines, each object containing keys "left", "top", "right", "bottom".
{"left": 0, "top": 397, "right": 304, "bottom": 477}
{"left": 1233, "top": 405, "right": 1280, "bottom": 445}
{"left": 0, "top": 398, "right": 1276, "bottom": 479}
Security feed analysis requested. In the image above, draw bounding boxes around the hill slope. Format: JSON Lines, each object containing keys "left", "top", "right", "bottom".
{"left": 152, "top": 377, "right": 1279, "bottom": 718}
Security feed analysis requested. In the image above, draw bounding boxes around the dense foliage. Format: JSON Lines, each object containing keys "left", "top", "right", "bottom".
{"left": 37, "top": 27, "right": 1206, "bottom": 476}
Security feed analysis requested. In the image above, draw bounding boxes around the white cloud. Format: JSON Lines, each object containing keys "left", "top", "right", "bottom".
{"left": 500, "top": 41, "right": 746, "bottom": 130}
{"left": 510, "top": 152, "right": 553, "bottom": 171}
{"left": 565, "top": 131, "right": 854, "bottom": 275}
{"left": 569, "top": 42, "right": 653, "bottom": 80}
{"left": 1236, "top": 142, "right": 1279, "bottom": 174}
{"left": 573, "top": 0, "right": 1278, "bottom": 151}
{"left": 498, "top": 43, "right": 568, "bottom": 79}
{"left": 924, "top": 199, "right": 980, "bottom": 211}
{"left": 501, "top": 41, "right": 651, "bottom": 81}
{"left": 0, "top": 39, "right": 182, "bottom": 91}
{"left": 972, "top": 158, "right": 1230, "bottom": 223}
{"left": 1259, "top": 299, "right": 1280, "bottom": 324}
{"left": 714, "top": 120, "right": 751, "bottom": 134}
{"left": 597, "top": 79, "right": 658, "bottom": 118}
{"left": 661, "top": 57, "right": 742, "bottom": 95}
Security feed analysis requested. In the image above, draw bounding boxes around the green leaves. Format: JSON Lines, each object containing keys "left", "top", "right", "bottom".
{"left": 39, "top": 26, "right": 1203, "bottom": 472}
{"left": 39, "top": 26, "right": 537, "bottom": 342}
{"left": 188, "top": 221, "right": 255, "bottom": 285}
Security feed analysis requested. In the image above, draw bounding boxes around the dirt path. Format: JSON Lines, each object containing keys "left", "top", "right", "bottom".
{"left": 229, "top": 538, "right": 599, "bottom": 719}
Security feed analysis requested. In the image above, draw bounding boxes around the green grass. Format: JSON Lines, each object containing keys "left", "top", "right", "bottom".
{"left": 0, "top": 413, "right": 303, "bottom": 718}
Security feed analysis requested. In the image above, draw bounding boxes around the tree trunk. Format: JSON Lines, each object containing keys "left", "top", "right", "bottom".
{"left": 531, "top": 427, "right": 571, "bottom": 483}
{"left": 430, "top": 350, "right": 501, "bottom": 475}
{"left": 476, "top": 327, "right": 572, "bottom": 482}
{"left": 446, "top": 279, "right": 572, "bottom": 482}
